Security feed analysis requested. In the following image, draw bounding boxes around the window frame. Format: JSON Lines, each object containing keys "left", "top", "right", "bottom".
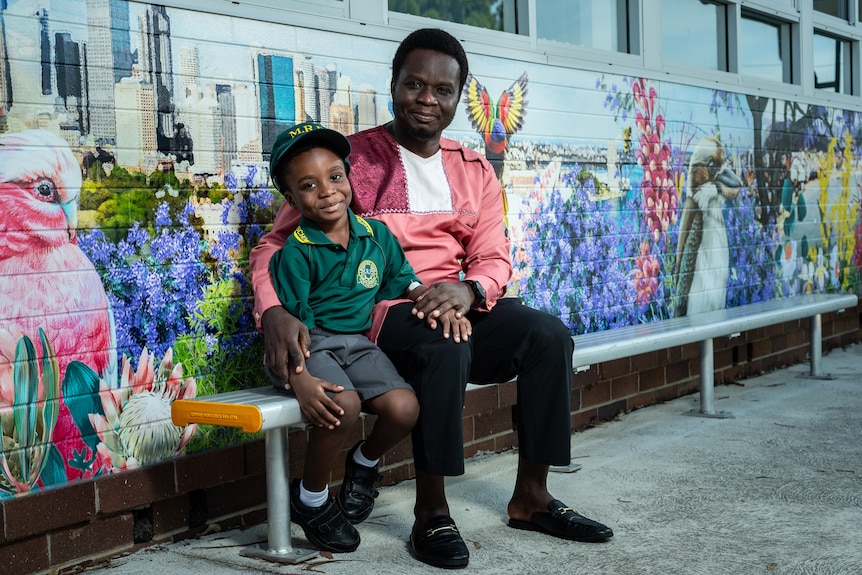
{"left": 530, "top": 0, "right": 638, "bottom": 55}
{"left": 813, "top": 0, "right": 851, "bottom": 20}
{"left": 152, "top": 0, "right": 862, "bottom": 111}
{"left": 811, "top": 0, "right": 862, "bottom": 101}
{"left": 737, "top": 8, "right": 797, "bottom": 86}
{"left": 813, "top": 29, "right": 856, "bottom": 95}
{"left": 659, "top": 0, "right": 732, "bottom": 75}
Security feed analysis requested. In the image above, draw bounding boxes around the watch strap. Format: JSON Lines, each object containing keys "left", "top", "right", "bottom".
{"left": 465, "top": 279, "right": 486, "bottom": 309}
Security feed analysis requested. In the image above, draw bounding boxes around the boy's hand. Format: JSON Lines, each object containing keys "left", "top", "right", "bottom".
{"left": 289, "top": 371, "right": 346, "bottom": 430}
{"left": 427, "top": 309, "right": 472, "bottom": 343}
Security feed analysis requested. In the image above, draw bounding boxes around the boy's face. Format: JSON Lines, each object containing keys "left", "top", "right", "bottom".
{"left": 280, "top": 147, "right": 352, "bottom": 228}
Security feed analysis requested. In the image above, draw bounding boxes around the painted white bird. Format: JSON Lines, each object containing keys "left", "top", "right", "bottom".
{"left": 674, "top": 136, "right": 742, "bottom": 316}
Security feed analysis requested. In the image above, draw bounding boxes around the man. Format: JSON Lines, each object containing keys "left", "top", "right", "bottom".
{"left": 250, "top": 28, "right": 613, "bottom": 569}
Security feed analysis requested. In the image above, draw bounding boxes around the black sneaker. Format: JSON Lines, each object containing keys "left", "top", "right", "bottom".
{"left": 290, "top": 479, "right": 360, "bottom": 553}
{"left": 337, "top": 442, "right": 382, "bottom": 524}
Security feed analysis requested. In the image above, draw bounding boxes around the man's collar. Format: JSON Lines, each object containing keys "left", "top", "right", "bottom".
{"left": 438, "top": 135, "right": 461, "bottom": 151}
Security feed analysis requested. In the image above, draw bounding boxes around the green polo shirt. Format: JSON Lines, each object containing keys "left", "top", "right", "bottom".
{"left": 269, "top": 209, "right": 419, "bottom": 333}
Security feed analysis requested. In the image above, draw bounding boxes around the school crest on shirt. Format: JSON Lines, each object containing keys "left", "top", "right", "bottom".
{"left": 356, "top": 260, "right": 379, "bottom": 289}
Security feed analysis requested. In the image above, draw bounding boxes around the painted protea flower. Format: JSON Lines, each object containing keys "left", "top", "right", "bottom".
{"left": 90, "top": 348, "right": 196, "bottom": 471}
{"left": 1, "top": 329, "right": 62, "bottom": 497}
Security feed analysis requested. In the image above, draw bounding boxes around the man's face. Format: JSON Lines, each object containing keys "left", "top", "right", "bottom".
{"left": 391, "top": 49, "right": 461, "bottom": 145}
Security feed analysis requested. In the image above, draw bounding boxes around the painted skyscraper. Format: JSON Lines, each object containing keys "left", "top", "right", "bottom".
{"left": 38, "top": 7, "right": 51, "bottom": 95}
{"left": 357, "top": 84, "right": 376, "bottom": 132}
{"left": 216, "top": 83, "right": 238, "bottom": 175}
{"left": 109, "top": 0, "right": 133, "bottom": 83}
{"left": 86, "top": 0, "right": 124, "bottom": 144}
{"left": 114, "top": 70, "right": 156, "bottom": 169}
{"left": 0, "top": 0, "right": 11, "bottom": 129}
{"left": 54, "top": 31, "right": 88, "bottom": 138}
{"left": 255, "top": 51, "right": 296, "bottom": 156}
{"left": 139, "top": 4, "right": 176, "bottom": 156}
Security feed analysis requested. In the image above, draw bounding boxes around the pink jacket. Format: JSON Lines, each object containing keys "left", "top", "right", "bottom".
{"left": 250, "top": 125, "right": 512, "bottom": 337}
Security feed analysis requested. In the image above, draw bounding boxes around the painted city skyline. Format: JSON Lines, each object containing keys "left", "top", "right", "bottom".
{"left": 1, "top": 0, "right": 389, "bottom": 183}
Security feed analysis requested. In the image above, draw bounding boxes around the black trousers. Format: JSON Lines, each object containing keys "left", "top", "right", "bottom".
{"left": 376, "top": 298, "right": 574, "bottom": 476}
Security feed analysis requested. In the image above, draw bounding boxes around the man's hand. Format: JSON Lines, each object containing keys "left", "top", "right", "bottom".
{"left": 262, "top": 306, "right": 311, "bottom": 386}
{"left": 289, "top": 371, "right": 346, "bottom": 430}
{"left": 412, "top": 281, "right": 473, "bottom": 321}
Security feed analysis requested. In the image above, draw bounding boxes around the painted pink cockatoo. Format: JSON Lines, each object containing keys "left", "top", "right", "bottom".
{"left": 0, "top": 129, "right": 115, "bottom": 478}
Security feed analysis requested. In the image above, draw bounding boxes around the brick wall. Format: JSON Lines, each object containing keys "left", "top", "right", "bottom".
{"left": 1, "top": 306, "right": 859, "bottom": 574}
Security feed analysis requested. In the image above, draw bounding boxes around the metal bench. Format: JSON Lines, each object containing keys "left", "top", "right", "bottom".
{"left": 570, "top": 293, "right": 858, "bottom": 417}
{"left": 171, "top": 387, "right": 316, "bottom": 564}
{"left": 171, "top": 292, "right": 857, "bottom": 563}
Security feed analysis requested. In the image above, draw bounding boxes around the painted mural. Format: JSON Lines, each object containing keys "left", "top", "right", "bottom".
{"left": 0, "top": 1, "right": 860, "bottom": 498}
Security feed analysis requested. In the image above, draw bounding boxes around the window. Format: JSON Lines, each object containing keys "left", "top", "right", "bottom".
{"left": 661, "top": 0, "right": 727, "bottom": 70}
{"left": 814, "top": 0, "right": 849, "bottom": 19}
{"left": 387, "top": 0, "right": 638, "bottom": 53}
{"left": 388, "top": 0, "right": 517, "bottom": 33}
{"left": 537, "top": 0, "right": 635, "bottom": 53}
{"left": 813, "top": 31, "right": 853, "bottom": 93}
{"left": 739, "top": 12, "right": 793, "bottom": 83}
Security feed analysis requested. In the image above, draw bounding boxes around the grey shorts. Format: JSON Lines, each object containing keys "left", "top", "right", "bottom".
{"left": 266, "top": 329, "right": 412, "bottom": 402}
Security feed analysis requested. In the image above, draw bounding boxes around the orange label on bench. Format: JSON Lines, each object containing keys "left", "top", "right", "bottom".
{"left": 172, "top": 400, "right": 264, "bottom": 433}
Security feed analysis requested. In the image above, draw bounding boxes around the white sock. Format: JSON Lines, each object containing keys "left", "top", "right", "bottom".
{"left": 353, "top": 442, "right": 379, "bottom": 468}
{"left": 299, "top": 480, "right": 329, "bottom": 508}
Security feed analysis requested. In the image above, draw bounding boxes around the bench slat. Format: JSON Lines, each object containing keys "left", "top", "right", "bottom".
{"left": 172, "top": 386, "right": 306, "bottom": 432}
{"left": 571, "top": 294, "right": 857, "bottom": 368}
{"left": 170, "top": 294, "right": 857, "bottom": 427}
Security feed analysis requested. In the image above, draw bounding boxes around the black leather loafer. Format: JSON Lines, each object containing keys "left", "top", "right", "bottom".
{"left": 409, "top": 515, "right": 469, "bottom": 569}
{"left": 290, "top": 480, "right": 360, "bottom": 553}
{"left": 337, "top": 442, "right": 381, "bottom": 524}
{"left": 508, "top": 499, "right": 613, "bottom": 542}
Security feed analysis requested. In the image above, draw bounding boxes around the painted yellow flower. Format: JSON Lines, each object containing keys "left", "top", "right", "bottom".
{"left": 89, "top": 348, "right": 196, "bottom": 470}
{"left": 813, "top": 248, "right": 829, "bottom": 293}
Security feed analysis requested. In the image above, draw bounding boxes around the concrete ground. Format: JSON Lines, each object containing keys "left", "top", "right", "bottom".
{"left": 83, "top": 343, "right": 862, "bottom": 575}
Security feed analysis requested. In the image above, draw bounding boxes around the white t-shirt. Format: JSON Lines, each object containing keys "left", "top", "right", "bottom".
{"left": 400, "top": 146, "right": 454, "bottom": 213}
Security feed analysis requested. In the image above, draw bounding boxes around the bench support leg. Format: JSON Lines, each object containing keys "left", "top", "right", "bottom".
{"left": 684, "top": 338, "right": 733, "bottom": 419}
{"left": 240, "top": 428, "right": 318, "bottom": 564}
{"left": 800, "top": 314, "right": 835, "bottom": 380}
{"left": 810, "top": 313, "right": 823, "bottom": 375}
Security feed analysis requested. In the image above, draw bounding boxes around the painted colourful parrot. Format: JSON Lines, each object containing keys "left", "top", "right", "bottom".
{"left": 462, "top": 72, "right": 528, "bottom": 232}
{"left": 0, "top": 129, "right": 115, "bottom": 479}
{"left": 462, "top": 71, "right": 528, "bottom": 181}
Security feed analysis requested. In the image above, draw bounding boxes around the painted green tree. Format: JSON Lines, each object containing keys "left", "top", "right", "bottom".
{"left": 389, "top": 0, "right": 505, "bottom": 30}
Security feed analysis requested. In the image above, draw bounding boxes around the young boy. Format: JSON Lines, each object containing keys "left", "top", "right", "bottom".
{"left": 266, "top": 122, "right": 467, "bottom": 553}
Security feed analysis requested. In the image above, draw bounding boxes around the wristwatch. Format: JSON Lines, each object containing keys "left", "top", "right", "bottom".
{"left": 464, "top": 279, "right": 486, "bottom": 309}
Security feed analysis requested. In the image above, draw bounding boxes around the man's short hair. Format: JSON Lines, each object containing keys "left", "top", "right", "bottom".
{"left": 392, "top": 28, "right": 469, "bottom": 91}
